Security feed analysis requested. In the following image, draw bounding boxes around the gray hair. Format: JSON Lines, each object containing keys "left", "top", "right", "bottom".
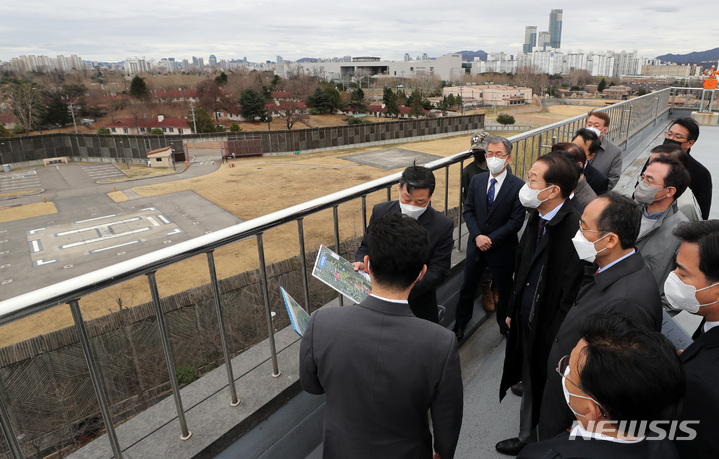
{"left": 485, "top": 135, "right": 513, "bottom": 155}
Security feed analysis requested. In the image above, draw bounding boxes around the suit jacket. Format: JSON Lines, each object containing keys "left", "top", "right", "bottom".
{"left": 500, "top": 201, "right": 586, "bottom": 426}
{"left": 356, "top": 201, "right": 454, "bottom": 321}
{"left": 538, "top": 252, "right": 662, "bottom": 440}
{"left": 589, "top": 137, "right": 622, "bottom": 190}
{"left": 519, "top": 431, "right": 679, "bottom": 459}
{"left": 584, "top": 162, "right": 609, "bottom": 196}
{"left": 299, "top": 295, "right": 464, "bottom": 459}
{"left": 686, "top": 152, "right": 713, "bottom": 220}
{"left": 464, "top": 171, "right": 525, "bottom": 267}
{"left": 570, "top": 176, "right": 598, "bottom": 215}
{"left": 675, "top": 325, "right": 719, "bottom": 459}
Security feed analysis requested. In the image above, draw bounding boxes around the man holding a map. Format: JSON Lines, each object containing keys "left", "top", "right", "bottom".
{"left": 300, "top": 213, "right": 463, "bottom": 458}
{"left": 353, "top": 165, "right": 454, "bottom": 323}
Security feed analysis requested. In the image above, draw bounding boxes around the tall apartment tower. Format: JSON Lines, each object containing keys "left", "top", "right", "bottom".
{"left": 549, "top": 9, "right": 563, "bottom": 49}
{"left": 523, "top": 26, "right": 537, "bottom": 53}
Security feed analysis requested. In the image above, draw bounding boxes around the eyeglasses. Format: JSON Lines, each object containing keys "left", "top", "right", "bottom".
{"left": 665, "top": 130, "right": 687, "bottom": 142}
{"left": 579, "top": 221, "right": 608, "bottom": 234}
{"left": 640, "top": 174, "right": 666, "bottom": 189}
{"left": 556, "top": 355, "right": 607, "bottom": 417}
{"left": 485, "top": 152, "right": 510, "bottom": 159}
{"left": 525, "top": 174, "right": 550, "bottom": 186}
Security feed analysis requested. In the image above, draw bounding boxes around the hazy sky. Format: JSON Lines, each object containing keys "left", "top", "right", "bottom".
{"left": 1, "top": 0, "right": 716, "bottom": 63}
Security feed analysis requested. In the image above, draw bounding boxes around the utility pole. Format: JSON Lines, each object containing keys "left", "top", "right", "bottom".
{"left": 190, "top": 101, "right": 198, "bottom": 133}
{"left": 68, "top": 99, "right": 78, "bottom": 134}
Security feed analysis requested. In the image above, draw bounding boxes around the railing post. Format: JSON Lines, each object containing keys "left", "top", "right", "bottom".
{"left": 625, "top": 105, "right": 633, "bottom": 146}
{"left": 333, "top": 205, "right": 344, "bottom": 307}
{"left": 653, "top": 96, "right": 659, "bottom": 126}
{"left": 256, "top": 233, "right": 281, "bottom": 377}
{"left": 146, "top": 273, "right": 192, "bottom": 440}
{"left": 68, "top": 299, "right": 125, "bottom": 457}
{"left": 670, "top": 89, "right": 676, "bottom": 114}
{"left": 206, "top": 251, "right": 241, "bottom": 407}
{"left": 457, "top": 160, "right": 464, "bottom": 251}
{"left": 361, "top": 195, "right": 368, "bottom": 232}
{"left": 444, "top": 166, "right": 449, "bottom": 217}
{"left": 297, "top": 218, "right": 311, "bottom": 312}
{"left": 0, "top": 378, "right": 24, "bottom": 459}
{"left": 386, "top": 186, "right": 392, "bottom": 202}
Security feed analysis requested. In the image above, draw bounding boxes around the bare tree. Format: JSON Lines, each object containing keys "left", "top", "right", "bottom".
{"left": 271, "top": 101, "right": 308, "bottom": 130}
{"left": 2, "top": 78, "right": 45, "bottom": 132}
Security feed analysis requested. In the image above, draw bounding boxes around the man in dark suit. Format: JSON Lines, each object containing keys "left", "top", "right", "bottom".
{"left": 454, "top": 135, "right": 525, "bottom": 339}
{"left": 573, "top": 127, "right": 609, "bottom": 196}
{"left": 537, "top": 192, "right": 663, "bottom": 440}
{"left": 585, "top": 110, "right": 623, "bottom": 190}
{"left": 301, "top": 213, "right": 463, "bottom": 459}
{"left": 497, "top": 153, "right": 586, "bottom": 455}
{"left": 664, "top": 220, "right": 719, "bottom": 458}
{"left": 663, "top": 117, "right": 712, "bottom": 219}
{"left": 354, "top": 165, "right": 454, "bottom": 323}
{"left": 520, "top": 314, "right": 685, "bottom": 459}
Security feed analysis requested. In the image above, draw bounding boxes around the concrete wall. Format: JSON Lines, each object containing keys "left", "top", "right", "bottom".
{"left": 0, "top": 115, "right": 484, "bottom": 166}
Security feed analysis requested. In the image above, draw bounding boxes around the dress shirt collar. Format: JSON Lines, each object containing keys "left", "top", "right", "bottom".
{"left": 705, "top": 320, "right": 719, "bottom": 333}
{"left": 597, "top": 249, "right": 635, "bottom": 273}
{"left": 539, "top": 199, "right": 565, "bottom": 222}
{"left": 369, "top": 293, "right": 408, "bottom": 304}
{"left": 570, "top": 424, "right": 644, "bottom": 444}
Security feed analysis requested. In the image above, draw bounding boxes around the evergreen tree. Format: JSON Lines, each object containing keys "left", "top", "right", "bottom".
{"left": 187, "top": 107, "right": 215, "bottom": 133}
{"left": 239, "top": 89, "right": 268, "bottom": 121}
{"left": 129, "top": 76, "right": 149, "bottom": 99}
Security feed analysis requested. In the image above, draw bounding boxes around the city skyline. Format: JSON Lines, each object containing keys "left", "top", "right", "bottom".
{"left": 1, "top": 1, "right": 717, "bottom": 64}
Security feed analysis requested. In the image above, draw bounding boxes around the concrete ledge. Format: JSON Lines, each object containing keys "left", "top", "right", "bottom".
{"left": 69, "top": 326, "right": 304, "bottom": 458}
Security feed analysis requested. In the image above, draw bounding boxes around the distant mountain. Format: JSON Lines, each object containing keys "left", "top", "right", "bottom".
{"left": 456, "top": 50, "right": 487, "bottom": 62}
{"left": 296, "top": 57, "right": 319, "bottom": 63}
{"left": 656, "top": 47, "right": 719, "bottom": 65}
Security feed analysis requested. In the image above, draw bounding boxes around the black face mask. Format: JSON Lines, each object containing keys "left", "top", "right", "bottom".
{"left": 473, "top": 150, "right": 485, "bottom": 164}
{"left": 663, "top": 138, "right": 684, "bottom": 148}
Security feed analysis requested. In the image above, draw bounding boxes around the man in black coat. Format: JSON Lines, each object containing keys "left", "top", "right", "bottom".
{"left": 662, "top": 117, "right": 712, "bottom": 219}
{"left": 664, "top": 220, "right": 719, "bottom": 458}
{"left": 301, "top": 213, "right": 463, "bottom": 459}
{"left": 573, "top": 128, "right": 609, "bottom": 196}
{"left": 496, "top": 153, "right": 586, "bottom": 456}
{"left": 354, "top": 165, "right": 454, "bottom": 323}
{"left": 520, "top": 314, "right": 685, "bottom": 459}
{"left": 537, "top": 192, "right": 663, "bottom": 440}
{"left": 454, "top": 135, "right": 525, "bottom": 338}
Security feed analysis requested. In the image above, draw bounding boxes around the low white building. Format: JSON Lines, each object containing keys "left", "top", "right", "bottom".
{"left": 442, "top": 84, "right": 533, "bottom": 106}
{"left": 147, "top": 146, "right": 173, "bottom": 168}
{"left": 276, "top": 53, "right": 464, "bottom": 83}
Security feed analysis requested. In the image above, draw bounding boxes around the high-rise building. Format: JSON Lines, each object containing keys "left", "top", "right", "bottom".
{"left": 209, "top": 54, "right": 217, "bottom": 66}
{"left": 537, "top": 31, "right": 551, "bottom": 51}
{"left": 523, "top": 26, "right": 537, "bottom": 53}
{"left": 549, "top": 9, "right": 563, "bottom": 49}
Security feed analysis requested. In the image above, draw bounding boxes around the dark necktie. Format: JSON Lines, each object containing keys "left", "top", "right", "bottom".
{"left": 537, "top": 218, "right": 548, "bottom": 246}
{"left": 487, "top": 178, "right": 497, "bottom": 208}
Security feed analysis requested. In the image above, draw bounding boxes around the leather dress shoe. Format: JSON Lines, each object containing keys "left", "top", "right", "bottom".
{"left": 453, "top": 326, "right": 464, "bottom": 341}
{"left": 510, "top": 382, "right": 524, "bottom": 396}
{"left": 495, "top": 437, "right": 527, "bottom": 456}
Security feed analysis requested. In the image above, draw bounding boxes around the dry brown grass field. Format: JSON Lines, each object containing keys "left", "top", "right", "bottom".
{"left": 0, "top": 103, "right": 600, "bottom": 347}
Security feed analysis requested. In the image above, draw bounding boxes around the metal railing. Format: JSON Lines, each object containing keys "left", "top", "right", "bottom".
{"left": 0, "top": 87, "right": 694, "bottom": 457}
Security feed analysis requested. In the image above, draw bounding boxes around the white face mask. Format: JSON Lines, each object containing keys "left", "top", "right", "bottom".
{"left": 518, "top": 183, "right": 553, "bottom": 209}
{"left": 486, "top": 156, "right": 507, "bottom": 175}
{"left": 663, "top": 271, "right": 719, "bottom": 313}
{"left": 562, "top": 365, "right": 600, "bottom": 419}
{"left": 399, "top": 201, "right": 427, "bottom": 219}
{"left": 571, "top": 229, "right": 611, "bottom": 263}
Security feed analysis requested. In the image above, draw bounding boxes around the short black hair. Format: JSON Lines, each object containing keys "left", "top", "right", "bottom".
{"left": 536, "top": 152, "right": 579, "bottom": 199}
{"left": 670, "top": 117, "right": 700, "bottom": 142}
{"left": 673, "top": 220, "right": 719, "bottom": 282}
{"left": 648, "top": 154, "right": 690, "bottom": 199}
{"left": 366, "top": 212, "right": 429, "bottom": 290}
{"left": 578, "top": 314, "right": 685, "bottom": 430}
{"left": 552, "top": 143, "right": 586, "bottom": 177}
{"left": 574, "top": 128, "right": 601, "bottom": 155}
{"left": 650, "top": 144, "right": 689, "bottom": 168}
{"left": 400, "top": 164, "right": 436, "bottom": 196}
{"left": 595, "top": 192, "right": 641, "bottom": 249}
